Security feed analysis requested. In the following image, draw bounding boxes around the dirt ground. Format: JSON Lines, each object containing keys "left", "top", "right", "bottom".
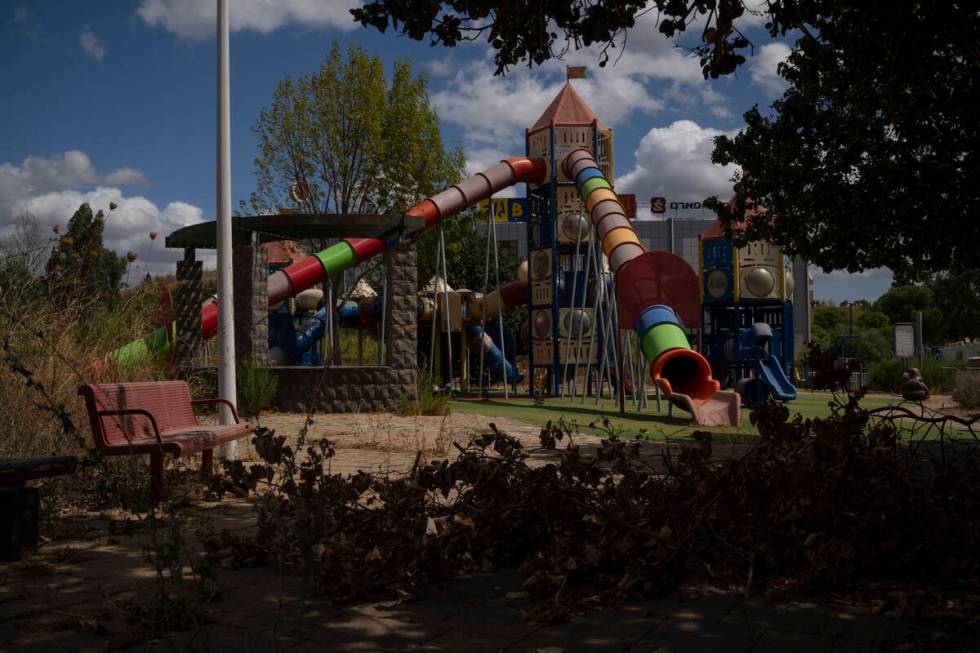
{"left": 3, "top": 409, "right": 979, "bottom": 651}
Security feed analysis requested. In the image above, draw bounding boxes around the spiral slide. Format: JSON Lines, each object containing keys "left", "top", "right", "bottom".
{"left": 112, "top": 157, "right": 547, "bottom": 366}
{"left": 563, "top": 150, "right": 740, "bottom": 427}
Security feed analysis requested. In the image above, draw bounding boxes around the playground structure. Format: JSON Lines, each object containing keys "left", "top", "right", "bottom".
{"left": 699, "top": 206, "right": 798, "bottom": 402}
{"left": 111, "top": 79, "right": 817, "bottom": 426}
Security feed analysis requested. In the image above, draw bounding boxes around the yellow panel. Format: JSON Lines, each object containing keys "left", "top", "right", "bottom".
{"left": 585, "top": 187, "right": 619, "bottom": 212}
{"left": 601, "top": 227, "right": 641, "bottom": 257}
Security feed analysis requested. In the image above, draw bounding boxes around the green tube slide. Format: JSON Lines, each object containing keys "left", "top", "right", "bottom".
{"left": 579, "top": 177, "right": 612, "bottom": 201}
{"left": 639, "top": 322, "right": 690, "bottom": 364}
{"left": 315, "top": 241, "right": 357, "bottom": 277}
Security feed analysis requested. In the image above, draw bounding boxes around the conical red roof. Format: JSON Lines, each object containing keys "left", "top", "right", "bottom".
{"left": 530, "top": 82, "right": 604, "bottom": 131}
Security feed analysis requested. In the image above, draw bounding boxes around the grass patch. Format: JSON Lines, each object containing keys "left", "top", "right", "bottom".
{"left": 449, "top": 390, "right": 900, "bottom": 440}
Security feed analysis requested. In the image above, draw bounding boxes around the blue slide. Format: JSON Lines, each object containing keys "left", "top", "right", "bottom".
{"left": 737, "top": 323, "right": 797, "bottom": 402}
{"left": 755, "top": 355, "right": 797, "bottom": 401}
{"left": 466, "top": 325, "right": 523, "bottom": 384}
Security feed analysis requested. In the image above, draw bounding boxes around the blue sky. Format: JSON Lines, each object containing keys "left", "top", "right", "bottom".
{"left": 0, "top": 1, "right": 892, "bottom": 301}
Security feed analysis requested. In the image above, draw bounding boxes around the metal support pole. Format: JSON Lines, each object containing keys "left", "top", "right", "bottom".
{"left": 378, "top": 263, "right": 387, "bottom": 366}
{"left": 215, "top": 0, "right": 237, "bottom": 459}
{"left": 489, "top": 215, "right": 509, "bottom": 398}
{"left": 439, "top": 226, "right": 454, "bottom": 390}
{"left": 562, "top": 219, "right": 585, "bottom": 395}
{"left": 570, "top": 234, "right": 595, "bottom": 399}
{"left": 428, "top": 235, "right": 442, "bottom": 381}
{"left": 581, "top": 245, "right": 604, "bottom": 403}
{"left": 478, "top": 222, "right": 492, "bottom": 395}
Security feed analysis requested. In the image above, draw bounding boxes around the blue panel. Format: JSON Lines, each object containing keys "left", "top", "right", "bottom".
{"left": 574, "top": 167, "right": 604, "bottom": 187}
{"left": 701, "top": 238, "right": 735, "bottom": 303}
{"left": 634, "top": 304, "right": 680, "bottom": 337}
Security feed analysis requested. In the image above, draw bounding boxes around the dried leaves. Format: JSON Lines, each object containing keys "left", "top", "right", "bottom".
{"left": 206, "top": 397, "right": 980, "bottom": 621}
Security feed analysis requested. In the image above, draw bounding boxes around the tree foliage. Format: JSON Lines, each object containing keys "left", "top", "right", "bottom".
{"left": 351, "top": 0, "right": 828, "bottom": 79}
{"left": 248, "top": 42, "right": 464, "bottom": 217}
{"left": 710, "top": 2, "right": 980, "bottom": 280}
{"left": 44, "top": 203, "right": 126, "bottom": 305}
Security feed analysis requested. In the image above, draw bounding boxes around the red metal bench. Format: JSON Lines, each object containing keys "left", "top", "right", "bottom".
{"left": 78, "top": 381, "right": 253, "bottom": 497}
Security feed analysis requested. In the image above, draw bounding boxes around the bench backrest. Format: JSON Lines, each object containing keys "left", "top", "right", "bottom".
{"left": 78, "top": 381, "right": 198, "bottom": 448}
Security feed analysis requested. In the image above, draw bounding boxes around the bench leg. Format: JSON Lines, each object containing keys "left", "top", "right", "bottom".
{"left": 150, "top": 452, "right": 164, "bottom": 499}
{"left": 201, "top": 448, "right": 214, "bottom": 476}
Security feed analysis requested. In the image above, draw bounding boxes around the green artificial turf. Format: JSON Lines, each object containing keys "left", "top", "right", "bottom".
{"left": 448, "top": 390, "right": 900, "bottom": 441}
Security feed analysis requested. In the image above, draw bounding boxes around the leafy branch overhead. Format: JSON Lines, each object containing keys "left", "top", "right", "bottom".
{"left": 708, "top": 3, "right": 980, "bottom": 279}
{"left": 351, "top": 1, "right": 828, "bottom": 78}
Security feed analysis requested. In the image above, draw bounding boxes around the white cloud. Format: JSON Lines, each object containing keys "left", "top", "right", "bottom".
{"left": 809, "top": 266, "right": 893, "bottom": 281}
{"left": 750, "top": 42, "right": 791, "bottom": 95}
{"left": 15, "top": 190, "right": 207, "bottom": 276}
{"left": 616, "top": 120, "right": 738, "bottom": 213}
{"left": 79, "top": 27, "right": 105, "bottom": 61}
{"left": 0, "top": 152, "right": 147, "bottom": 213}
{"left": 429, "top": 7, "right": 737, "bottom": 173}
{"left": 0, "top": 152, "right": 202, "bottom": 276}
{"left": 104, "top": 167, "right": 149, "bottom": 187}
{"left": 137, "top": 0, "right": 360, "bottom": 40}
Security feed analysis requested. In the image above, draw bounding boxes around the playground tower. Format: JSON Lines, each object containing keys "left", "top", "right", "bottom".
{"left": 699, "top": 203, "right": 797, "bottom": 401}
{"left": 525, "top": 81, "right": 614, "bottom": 395}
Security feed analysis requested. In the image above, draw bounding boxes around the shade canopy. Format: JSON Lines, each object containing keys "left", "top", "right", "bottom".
{"left": 165, "top": 213, "right": 425, "bottom": 249}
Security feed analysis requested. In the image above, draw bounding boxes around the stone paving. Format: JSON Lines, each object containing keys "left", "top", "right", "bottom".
{"left": 2, "top": 411, "right": 977, "bottom": 651}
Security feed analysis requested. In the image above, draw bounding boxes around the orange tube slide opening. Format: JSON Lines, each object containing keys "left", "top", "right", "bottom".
{"left": 651, "top": 349, "right": 719, "bottom": 400}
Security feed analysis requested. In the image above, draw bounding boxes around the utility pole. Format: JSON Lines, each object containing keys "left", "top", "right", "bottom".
{"left": 915, "top": 310, "right": 924, "bottom": 369}
{"left": 216, "top": 0, "right": 238, "bottom": 459}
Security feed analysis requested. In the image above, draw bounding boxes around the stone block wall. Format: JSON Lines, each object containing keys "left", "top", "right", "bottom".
{"left": 174, "top": 247, "right": 203, "bottom": 370}
{"left": 233, "top": 240, "right": 269, "bottom": 366}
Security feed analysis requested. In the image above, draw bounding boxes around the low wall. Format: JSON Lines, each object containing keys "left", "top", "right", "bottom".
{"left": 270, "top": 366, "right": 415, "bottom": 413}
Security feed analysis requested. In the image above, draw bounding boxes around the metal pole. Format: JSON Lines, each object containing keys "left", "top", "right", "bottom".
{"left": 478, "top": 223, "right": 492, "bottom": 394}
{"left": 562, "top": 219, "right": 584, "bottom": 395}
{"left": 215, "top": 0, "right": 237, "bottom": 460}
{"left": 489, "top": 216, "right": 509, "bottom": 398}
{"left": 378, "top": 264, "right": 387, "bottom": 366}
{"left": 428, "top": 236, "right": 442, "bottom": 381}
{"left": 915, "top": 310, "right": 924, "bottom": 369}
{"left": 439, "top": 225, "right": 454, "bottom": 390}
{"left": 581, "top": 245, "right": 603, "bottom": 403}
{"left": 570, "top": 234, "right": 595, "bottom": 399}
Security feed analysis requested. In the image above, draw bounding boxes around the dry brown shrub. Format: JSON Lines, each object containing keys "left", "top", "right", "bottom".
{"left": 953, "top": 369, "right": 980, "bottom": 411}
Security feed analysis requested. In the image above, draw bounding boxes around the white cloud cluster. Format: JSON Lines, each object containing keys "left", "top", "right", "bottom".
{"left": 616, "top": 120, "right": 738, "bottom": 212}
{"left": 0, "top": 151, "right": 203, "bottom": 275}
{"left": 79, "top": 27, "right": 105, "bottom": 61}
{"left": 749, "top": 42, "right": 791, "bottom": 96}
{"left": 0, "top": 151, "right": 146, "bottom": 209}
{"left": 137, "top": 0, "right": 360, "bottom": 40}
{"left": 428, "top": 8, "right": 737, "bottom": 172}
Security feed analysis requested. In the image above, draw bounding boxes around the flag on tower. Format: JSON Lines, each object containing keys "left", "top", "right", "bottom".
{"left": 566, "top": 66, "right": 587, "bottom": 80}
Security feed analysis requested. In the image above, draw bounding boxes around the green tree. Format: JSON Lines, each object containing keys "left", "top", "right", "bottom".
{"left": 709, "top": 3, "right": 979, "bottom": 280}
{"left": 854, "top": 308, "right": 890, "bottom": 331}
{"left": 249, "top": 42, "right": 465, "bottom": 362}
{"left": 809, "top": 323, "right": 830, "bottom": 350}
{"left": 874, "top": 285, "right": 944, "bottom": 344}
{"left": 248, "top": 42, "right": 463, "bottom": 217}
{"left": 812, "top": 305, "right": 844, "bottom": 333}
{"left": 45, "top": 203, "right": 126, "bottom": 305}
{"left": 923, "top": 267, "right": 980, "bottom": 343}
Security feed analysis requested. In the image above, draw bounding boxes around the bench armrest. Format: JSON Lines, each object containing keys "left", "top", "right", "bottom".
{"left": 191, "top": 398, "right": 242, "bottom": 424}
{"left": 97, "top": 408, "right": 163, "bottom": 445}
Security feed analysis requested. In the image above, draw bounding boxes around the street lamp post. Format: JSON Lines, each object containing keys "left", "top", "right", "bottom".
{"left": 216, "top": 0, "right": 238, "bottom": 459}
